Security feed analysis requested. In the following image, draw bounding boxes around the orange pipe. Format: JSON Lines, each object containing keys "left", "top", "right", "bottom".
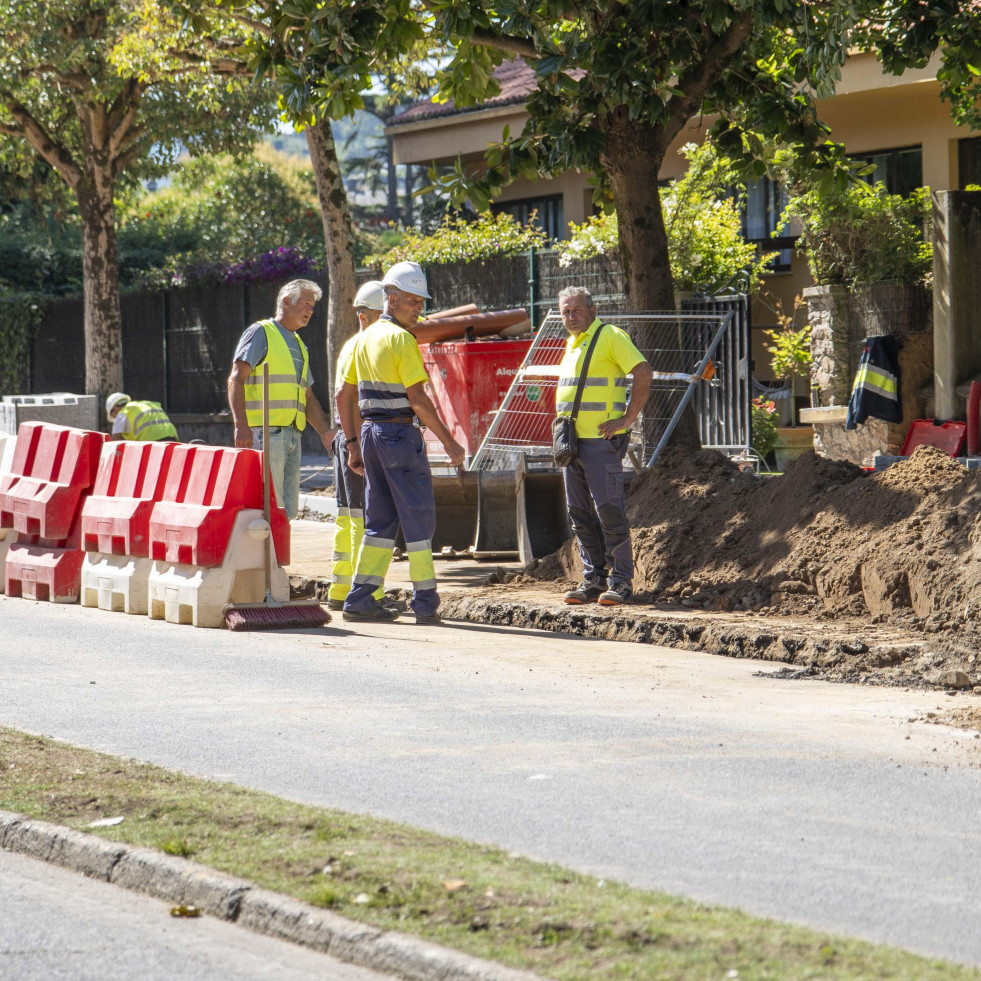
{"left": 426, "top": 303, "right": 479, "bottom": 320}
{"left": 412, "top": 308, "right": 529, "bottom": 344}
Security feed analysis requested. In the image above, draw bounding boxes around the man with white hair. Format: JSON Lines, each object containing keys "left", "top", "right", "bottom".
{"left": 227, "top": 278, "right": 335, "bottom": 521}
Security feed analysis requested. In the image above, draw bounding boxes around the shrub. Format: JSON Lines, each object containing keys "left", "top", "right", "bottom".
{"left": 0, "top": 292, "right": 48, "bottom": 394}
{"left": 751, "top": 397, "right": 779, "bottom": 460}
{"left": 780, "top": 181, "right": 932, "bottom": 287}
{"left": 364, "top": 210, "right": 547, "bottom": 269}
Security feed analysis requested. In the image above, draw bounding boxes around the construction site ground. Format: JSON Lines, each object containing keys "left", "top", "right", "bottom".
{"left": 290, "top": 444, "right": 981, "bottom": 733}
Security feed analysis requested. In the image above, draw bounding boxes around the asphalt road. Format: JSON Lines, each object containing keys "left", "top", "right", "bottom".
{"left": 3, "top": 594, "right": 981, "bottom": 969}
{"left": 0, "top": 848, "right": 398, "bottom": 981}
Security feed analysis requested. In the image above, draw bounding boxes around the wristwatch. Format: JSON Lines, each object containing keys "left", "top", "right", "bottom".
{"left": 345, "top": 436, "right": 358, "bottom": 444}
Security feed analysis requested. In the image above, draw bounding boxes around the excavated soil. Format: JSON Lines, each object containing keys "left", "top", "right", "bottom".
{"left": 295, "top": 444, "right": 981, "bottom": 704}
{"left": 491, "top": 444, "right": 981, "bottom": 693}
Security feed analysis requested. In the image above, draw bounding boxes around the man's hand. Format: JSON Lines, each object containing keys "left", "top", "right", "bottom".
{"left": 233, "top": 425, "right": 253, "bottom": 449}
{"left": 346, "top": 442, "right": 365, "bottom": 475}
{"left": 320, "top": 427, "right": 337, "bottom": 458}
{"left": 597, "top": 418, "right": 627, "bottom": 439}
{"left": 443, "top": 437, "right": 466, "bottom": 467}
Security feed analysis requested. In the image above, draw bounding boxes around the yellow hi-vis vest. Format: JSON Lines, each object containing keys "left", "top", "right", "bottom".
{"left": 555, "top": 322, "right": 637, "bottom": 438}
{"left": 117, "top": 400, "right": 178, "bottom": 441}
{"left": 244, "top": 320, "right": 309, "bottom": 430}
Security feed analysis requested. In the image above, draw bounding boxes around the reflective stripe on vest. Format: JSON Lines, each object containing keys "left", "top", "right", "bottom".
{"left": 119, "top": 401, "right": 178, "bottom": 441}
{"left": 555, "top": 330, "right": 629, "bottom": 435}
{"left": 244, "top": 321, "right": 308, "bottom": 430}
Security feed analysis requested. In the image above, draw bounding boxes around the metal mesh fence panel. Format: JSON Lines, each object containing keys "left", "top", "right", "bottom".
{"left": 845, "top": 281, "right": 932, "bottom": 383}
{"left": 121, "top": 291, "right": 166, "bottom": 406}
{"left": 470, "top": 309, "right": 731, "bottom": 473}
{"left": 166, "top": 286, "right": 247, "bottom": 413}
{"left": 426, "top": 256, "right": 532, "bottom": 312}
{"left": 30, "top": 296, "right": 86, "bottom": 393}
{"left": 530, "top": 250, "right": 627, "bottom": 326}
{"left": 683, "top": 293, "right": 751, "bottom": 453}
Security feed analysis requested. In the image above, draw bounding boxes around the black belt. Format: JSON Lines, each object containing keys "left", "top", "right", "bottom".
{"left": 372, "top": 416, "right": 416, "bottom": 425}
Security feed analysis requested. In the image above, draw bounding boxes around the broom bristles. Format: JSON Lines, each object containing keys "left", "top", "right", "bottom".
{"left": 225, "top": 604, "right": 330, "bottom": 632}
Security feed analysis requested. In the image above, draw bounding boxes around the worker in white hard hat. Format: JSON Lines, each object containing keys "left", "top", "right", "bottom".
{"left": 335, "top": 261, "right": 465, "bottom": 624}
{"left": 326, "top": 281, "right": 396, "bottom": 613}
{"left": 105, "top": 393, "right": 179, "bottom": 442}
{"left": 227, "top": 278, "right": 336, "bottom": 521}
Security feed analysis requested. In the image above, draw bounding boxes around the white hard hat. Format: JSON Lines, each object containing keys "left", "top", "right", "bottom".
{"left": 353, "top": 280, "right": 385, "bottom": 311}
{"left": 105, "top": 392, "right": 130, "bottom": 419}
{"left": 381, "top": 260, "right": 431, "bottom": 299}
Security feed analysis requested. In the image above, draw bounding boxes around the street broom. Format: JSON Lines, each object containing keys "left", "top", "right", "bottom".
{"left": 223, "top": 363, "right": 331, "bottom": 632}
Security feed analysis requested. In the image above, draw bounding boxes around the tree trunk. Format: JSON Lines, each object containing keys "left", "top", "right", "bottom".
{"left": 602, "top": 117, "right": 701, "bottom": 452}
{"left": 305, "top": 118, "right": 357, "bottom": 404}
{"left": 76, "top": 162, "right": 123, "bottom": 403}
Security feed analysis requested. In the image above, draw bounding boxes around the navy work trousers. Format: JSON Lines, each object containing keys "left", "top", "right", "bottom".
{"left": 562, "top": 433, "right": 633, "bottom": 589}
{"left": 344, "top": 421, "right": 439, "bottom": 617}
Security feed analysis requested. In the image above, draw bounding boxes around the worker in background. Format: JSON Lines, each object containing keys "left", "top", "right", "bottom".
{"left": 326, "top": 281, "right": 397, "bottom": 614}
{"left": 336, "top": 260, "right": 465, "bottom": 625}
{"left": 556, "top": 285, "right": 653, "bottom": 607}
{"left": 105, "top": 393, "right": 179, "bottom": 442}
{"left": 227, "top": 278, "right": 335, "bottom": 521}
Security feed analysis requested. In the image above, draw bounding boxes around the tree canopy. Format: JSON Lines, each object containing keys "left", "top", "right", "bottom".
{"left": 0, "top": 0, "right": 277, "bottom": 398}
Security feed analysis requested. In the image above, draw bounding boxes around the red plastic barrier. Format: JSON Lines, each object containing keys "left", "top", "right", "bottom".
{"left": 5, "top": 540, "right": 85, "bottom": 603}
{"left": 901, "top": 419, "right": 967, "bottom": 457}
{"left": 80, "top": 441, "right": 176, "bottom": 556}
{"left": 0, "top": 423, "right": 105, "bottom": 542}
{"left": 148, "top": 445, "right": 290, "bottom": 567}
{"left": 968, "top": 382, "right": 981, "bottom": 457}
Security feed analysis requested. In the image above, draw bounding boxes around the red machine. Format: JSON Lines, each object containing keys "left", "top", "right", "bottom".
{"left": 419, "top": 337, "right": 533, "bottom": 459}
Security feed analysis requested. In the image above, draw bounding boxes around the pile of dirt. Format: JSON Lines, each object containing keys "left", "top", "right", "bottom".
{"left": 531, "top": 444, "right": 981, "bottom": 644}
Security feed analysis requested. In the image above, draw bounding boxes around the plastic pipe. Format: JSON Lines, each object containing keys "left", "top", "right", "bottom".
{"left": 412, "top": 309, "right": 530, "bottom": 345}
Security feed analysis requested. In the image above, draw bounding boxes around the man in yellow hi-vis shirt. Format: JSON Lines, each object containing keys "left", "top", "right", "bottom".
{"left": 336, "top": 261, "right": 465, "bottom": 625}
{"left": 227, "top": 278, "right": 335, "bottom": 520}
{"left": 555, "top": 286, "right": 653, "bottom": 607}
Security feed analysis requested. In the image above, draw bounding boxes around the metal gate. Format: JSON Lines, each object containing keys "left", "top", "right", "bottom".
{"left": 469, "top": 308, "right": 734, "bottom": 473}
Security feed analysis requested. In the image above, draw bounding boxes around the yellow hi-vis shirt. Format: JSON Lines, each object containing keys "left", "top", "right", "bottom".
{"left": 117, "top": 400, "right": 178, "bottom": 441}
{"left": 244, "top": 320, "right": 309, "bottom": 430}
{"left": 343, "top": 315, "right": 429, "bottom": 420}
{"left": 555, "top": 319, "right": 647, "bottom": 438}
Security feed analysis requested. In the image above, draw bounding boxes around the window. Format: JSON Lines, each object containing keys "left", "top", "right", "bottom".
{"left": 958, "top": 137, "right": 981, "bottom": 189}
{"left": 742, "top": 177, "right": 792, "bottom": 273}
{"left": 850, "top": 146, "right": 923, "bottom": 198}
{"left": 491, "top": 194, "right": 564, "bottom": 241}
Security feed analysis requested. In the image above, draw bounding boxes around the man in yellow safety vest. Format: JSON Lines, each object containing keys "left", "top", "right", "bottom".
{"left": 555, "top": 285, "right": 653, "bottom": 607}
{"left": 105, "top": 393, "right": 178, "bottom": 442}
{"left": 227, "top": 278, "right": 335, "bottom": 520}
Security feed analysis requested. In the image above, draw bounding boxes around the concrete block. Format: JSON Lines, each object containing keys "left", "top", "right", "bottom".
{"left": 80, "top": 554, "right": 155, "bottom": 615}
{"left": 0, "top": 393, "right": 99, "bottom": 434}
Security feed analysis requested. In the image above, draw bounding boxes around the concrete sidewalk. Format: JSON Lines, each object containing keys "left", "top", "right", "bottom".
{"left": 285, "top": 519, "right": 525, "bottom": 592}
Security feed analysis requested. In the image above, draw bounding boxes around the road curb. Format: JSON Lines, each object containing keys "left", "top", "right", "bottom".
{"left": 0, "top": 809, "right": 548, "bottom": 981}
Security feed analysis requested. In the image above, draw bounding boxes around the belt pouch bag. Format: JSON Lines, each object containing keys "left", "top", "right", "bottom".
{"left": 552, "top": 323, "right": 604, "bottom": 468}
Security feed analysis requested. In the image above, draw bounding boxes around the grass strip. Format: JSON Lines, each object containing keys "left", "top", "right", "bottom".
{"left": 1, "top": 725, "right": 976, "bottom": 981}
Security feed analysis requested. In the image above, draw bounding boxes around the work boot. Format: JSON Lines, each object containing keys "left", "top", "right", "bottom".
{"left": 414, "top": 611, "right": 443, "bottom": 626}
{"left": 343, "top": 604, "right": 400, "bottom": 622}
{"left": 598, "top": 583, "right": 632, "bottom": 606}
{"left": 563, "top": 582, "right": 606, "bottom": 604}
{"left": 326, "top": 598, "right": 344, "bottom": 611}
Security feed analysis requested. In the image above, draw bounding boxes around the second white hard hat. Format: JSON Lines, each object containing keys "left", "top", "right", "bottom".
{"left": 353, "top": 280, "right": 385, "bottom": 311}
{"left": 105, "top": 392, "right": 130, "bottom": 419}
{"left": 381, "top": 260, "right": 431, "bottom": 299}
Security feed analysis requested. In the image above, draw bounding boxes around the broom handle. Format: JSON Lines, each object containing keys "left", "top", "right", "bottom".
{"left": 262, "top": 362, "right": 273, "bottom": 598}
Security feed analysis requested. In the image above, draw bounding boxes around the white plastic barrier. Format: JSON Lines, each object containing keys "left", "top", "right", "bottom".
{"left": 146, "top": 509, "right": 289, "bottom": 628}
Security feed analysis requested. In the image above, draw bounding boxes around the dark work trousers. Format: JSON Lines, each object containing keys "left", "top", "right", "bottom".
{"left": 344, "top": 421, "right": 439, "bottom": 617}
{"left": 328, "top": 431, "right": 375, "bottom": 604}
{"left": 562, "top": 433, "right": 633, "bottom": 589}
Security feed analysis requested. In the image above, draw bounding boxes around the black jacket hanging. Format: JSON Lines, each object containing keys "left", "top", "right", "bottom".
{"left": 846, "top": 335, "right": 902, "bottom": 429}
